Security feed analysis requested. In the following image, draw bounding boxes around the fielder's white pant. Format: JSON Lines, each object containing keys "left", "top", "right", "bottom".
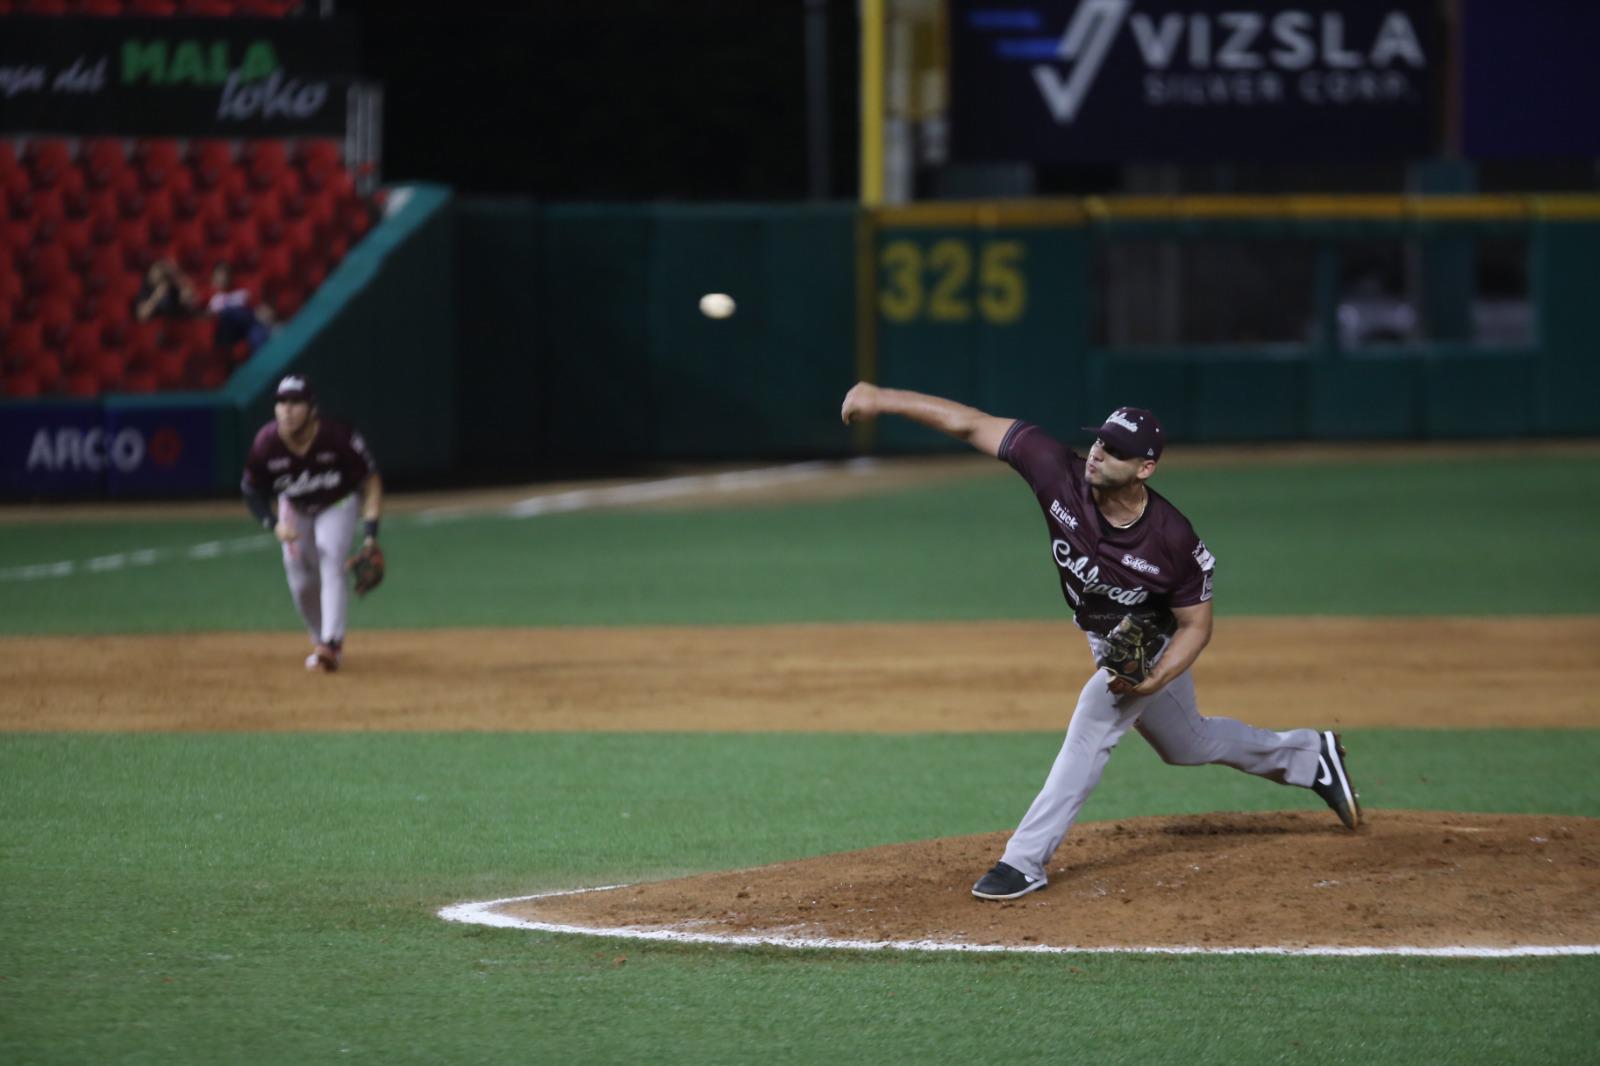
{"left": 278, "top": 494, "right": 359, "bottom": 647}
{"left": 999, "top": 634, "right": 1323, "bottom": 882}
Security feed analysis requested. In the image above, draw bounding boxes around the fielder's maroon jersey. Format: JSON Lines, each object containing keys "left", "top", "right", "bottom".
{"left": 241, "top": 417, "right": 377, "bottom": 514}
{"left": 999, "top": 421, "right": 1214, "bottom": 636}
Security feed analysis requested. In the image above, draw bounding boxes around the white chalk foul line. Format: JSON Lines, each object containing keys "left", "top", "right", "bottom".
{"left": 415, "top": 458, "right": 882, "bottom": 525}
{"left": 3, "top": 460, "right": 884, "bottom": 583}
{"left": 0, "top": 533, "right": 276, "bottom": 584}
{"left": 439, "top": 886, "right": 1600, "bottom": 959}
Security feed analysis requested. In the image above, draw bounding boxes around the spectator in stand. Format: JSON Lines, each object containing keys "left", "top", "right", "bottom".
{"left": 133, "top": 259, "right": 201, "bottom": 323}
{"left": 207, "top": 261, "right": 275, "bottom": 355}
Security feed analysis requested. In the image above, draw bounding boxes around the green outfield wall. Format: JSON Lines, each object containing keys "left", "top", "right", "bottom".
{"left": 461, "top": 194, "right": 1600, "bottom": 465}
{"left": 6, "top": 192, "right": 1600, "bottom": 497}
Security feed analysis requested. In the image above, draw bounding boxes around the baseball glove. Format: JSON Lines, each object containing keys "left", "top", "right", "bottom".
{"left": 348, "top": 541, "right": 385, "bottom": 596}
{"left": 1097, "top": 613, "right": 1165, "bottom": 685}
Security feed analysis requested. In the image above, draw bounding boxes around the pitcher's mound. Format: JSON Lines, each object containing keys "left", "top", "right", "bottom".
{"left": 500, "top": 810, "right": 1600, "bottom": 951}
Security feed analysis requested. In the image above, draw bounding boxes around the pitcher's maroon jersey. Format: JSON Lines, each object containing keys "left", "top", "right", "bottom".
{"left": 999, "top": 421, "right": 1214, "bottom": 636}
{"left": 241, "top": 418, "right": 377, "bottom": 514}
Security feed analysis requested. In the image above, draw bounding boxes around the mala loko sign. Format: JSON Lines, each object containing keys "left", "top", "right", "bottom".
{"left": 951, "top": 0, "right": 1437, "bottom": 162}
{"left": 0, "top": 17, "right": 361, "bottom": 136}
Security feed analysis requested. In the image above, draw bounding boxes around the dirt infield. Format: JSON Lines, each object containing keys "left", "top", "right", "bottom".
{"left": 504, "top": 810, "right": 1600, "bottom": 951}
{"left": 4, "top": 617, "right": 1596, "bottom": 731}
{"left": 8, "top": 620, "right": 1598, "bottom": 952}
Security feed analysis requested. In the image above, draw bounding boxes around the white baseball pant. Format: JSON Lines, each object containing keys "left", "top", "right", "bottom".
{"left": 278, "top": 494, "right": 359, "bottom": 647}
{"left": 999, "top": 634, "right": 1323, "bottom": 882}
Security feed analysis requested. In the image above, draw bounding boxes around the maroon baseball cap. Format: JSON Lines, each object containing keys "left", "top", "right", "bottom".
{"left": 275, "top": 374, "right": 315, "bottom": 403}
{"left": 1082, "top": 406, "right": 1164, "bottom": 461}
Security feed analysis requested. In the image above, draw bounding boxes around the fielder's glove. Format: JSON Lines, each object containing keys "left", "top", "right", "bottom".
{"left": 1097, "top": 613, "right": 1165, "bottom": 685}
{"left": 348, "top": 541, "right": 386, "bottom": 596}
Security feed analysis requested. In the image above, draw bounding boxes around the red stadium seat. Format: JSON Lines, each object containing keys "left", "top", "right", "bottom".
{"left": 58, "top": 217, "right": 93, "bottom": 259}
{"left": 257, "top": 213, "right": 287, "bottom": 247}
{"left": 345, "top": 203, "right": 374, "bottom": 242}
{"left": 7, "top": 319, "right": 45, "bottom": 356}
{"left": 123, "top": 370, "right": 159, "bottom": 394}
{"left": 117, "top": 186, "right": 147, "bottom": 220}
{"left": 147, "top": 215, "right": 176, "bottom": 249}
{"left": 194, "top": 187, "right": 229, "bottom": 227}
{"left": 30, "top": 186, "right": 67, "bottom": 223}
{"left": 231, "top": 241, "right": 262, "bottom": 278}
{"left": 128, "top": 319, "right": 163, "bottom": 358}
{"left": 243, "top": 141, "right": 288, "bottom": 182}
{"left": 258, "top": 243, "right": 292, "bottom": 284}
{"left": 93, "top": 349, "right": 128, "bottom": 390}
{"left": 1, "top": 371, "right": 43, "bottom": 398}
{"left": 67, "top": 319, "right": 102, "bottom": 356}
{"left": 176, "top": 238, "right": 209, "bottom": 279}
{"left": 78, "top": 0, "right": 128, "bottom": 15}
{"left": 65, "top": 334, "right": 102, "bottom": 377}
{"left": 135, "top": 139, "right": 182, "bottom": 176}
{"left": 283, "top": 214, "right": 316, "bottom": 256}
{"left": 295, "top": 139, "right": 343, "bottom": 178}
{"left": 237, "top": 0, "right": 299, "bottom": 14}
{"left": 28, "top": 246, "right": 73, "bottom": 288}
{"left": 100, "top": 316, "right": 131, "bottom": 352}
{"left": 251, "top": 186, "right": 286, "bottom": 228}
{"left": 0, "top": 216, "right": 37, "bottom": 251}
{"left": 23, "top": 139, "right": 73, "bottom": 184}
{"left": 32, "top": 350, "right": 64, "bottom": 393}
{"left": 220, "top": 166, "right": 250, "bottom": 203}
{"left": 121, "top": 243, "right": 157, "bottom": 276}
{"left": 83, "top": 138, "right": 128, "bottom": 176}
{"left": 85, "top": 241, "right": 123, "bottom": 279}
{"left": 182, "top": 0, "right": 237, "bottom": 14}
{"left": 153, "top": 348, "right": 188, "bottom": 388}
{"left": 174, "top": 316, "right": 214, "bottom": 351}
{"left": 62, "top": 370, "right": 99, "bottom": 398}
{"left": 142, "top": 186, "right": 177, "bottom": 226}
{"left": 128, "top": 0, "right": 178, "bottom": 13}
{"left": 188, "top": 353, "right": 228, "bottom": 390}
{"left": 57, "top": 167, "right": 89, "bottom": 203}
{"left": 2, "top": 166, "right": 30, "bottom": 204}
{"left": 189, "top": 139, "right": 234, "bottom": 172}
{"left": 114, "top": 216, "right": 150, "bottom": 252}
{"left": 86, "top": 188, "right": 120, "bottom": 228}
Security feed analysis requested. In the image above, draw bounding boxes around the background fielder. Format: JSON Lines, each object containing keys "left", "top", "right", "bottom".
{"left": 840, "top": 382, "right": 1361, "bottom": 901}
{"left": 241, "top": 375, "right": 384, "bottom": 672}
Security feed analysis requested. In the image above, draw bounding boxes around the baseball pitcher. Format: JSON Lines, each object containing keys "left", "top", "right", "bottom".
{"left": 242, "top": 374, "right": 385, "bottom": 672}
{"left": 840, "top": 383, "right": 1361, "bottom": 901}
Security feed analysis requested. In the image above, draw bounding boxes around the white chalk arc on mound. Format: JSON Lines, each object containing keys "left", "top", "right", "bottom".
{"left": 438, "top": 886, "right": 1600, "bottom": 959}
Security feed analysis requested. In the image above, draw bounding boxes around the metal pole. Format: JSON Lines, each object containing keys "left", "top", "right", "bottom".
{"left": 804, "top": 0, "right": 831, "bottom": 200}
{"left": 859, "top": 0, "right": 885, "bottom": 206}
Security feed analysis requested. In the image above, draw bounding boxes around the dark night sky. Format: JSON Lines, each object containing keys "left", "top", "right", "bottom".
{"left": 340, "top": 0, "right": 860, "bottom": 200}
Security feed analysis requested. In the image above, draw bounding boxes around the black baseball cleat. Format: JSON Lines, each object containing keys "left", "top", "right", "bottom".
{"left": 1311, "top": 729, "right": 1361, "bottom": 830}
{"left": 971, "top": 861, "right": 1047, "bottom": 901}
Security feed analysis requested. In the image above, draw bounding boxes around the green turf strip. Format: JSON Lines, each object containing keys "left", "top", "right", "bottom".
{"left": 2, "top": 731, "right": 1596, "bottom": 1063}
{"left": 2, "top": 453, "right": 1598, "bottom": 634}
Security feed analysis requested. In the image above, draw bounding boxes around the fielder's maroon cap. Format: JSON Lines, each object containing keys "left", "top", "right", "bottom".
{"left": 1082, "top": 406, "right": 1164, "bottom": 461}
{"left": 275, "top": 374, "right": 315, "bottom": 403}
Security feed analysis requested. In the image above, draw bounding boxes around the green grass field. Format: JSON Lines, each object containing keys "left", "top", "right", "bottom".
{"left": 3, "top": 451, "right": 1598, "bottom": 1063}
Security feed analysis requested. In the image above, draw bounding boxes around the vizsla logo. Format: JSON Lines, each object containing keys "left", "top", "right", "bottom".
{"left": 1026, "top": 1, "right": 1429, "bottom": 123}
{"left": 1032, "top": 0, "right": 1129, "bottom": 123}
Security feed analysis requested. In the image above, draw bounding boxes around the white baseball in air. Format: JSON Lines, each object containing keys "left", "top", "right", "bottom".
{"left": 699, "top": 292, "right": 736, "bottom": 319}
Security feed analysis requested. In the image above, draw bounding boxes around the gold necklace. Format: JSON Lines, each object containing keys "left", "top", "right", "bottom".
{"left": 1108, "top": 489, "right": 1148, "bottom": 529}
